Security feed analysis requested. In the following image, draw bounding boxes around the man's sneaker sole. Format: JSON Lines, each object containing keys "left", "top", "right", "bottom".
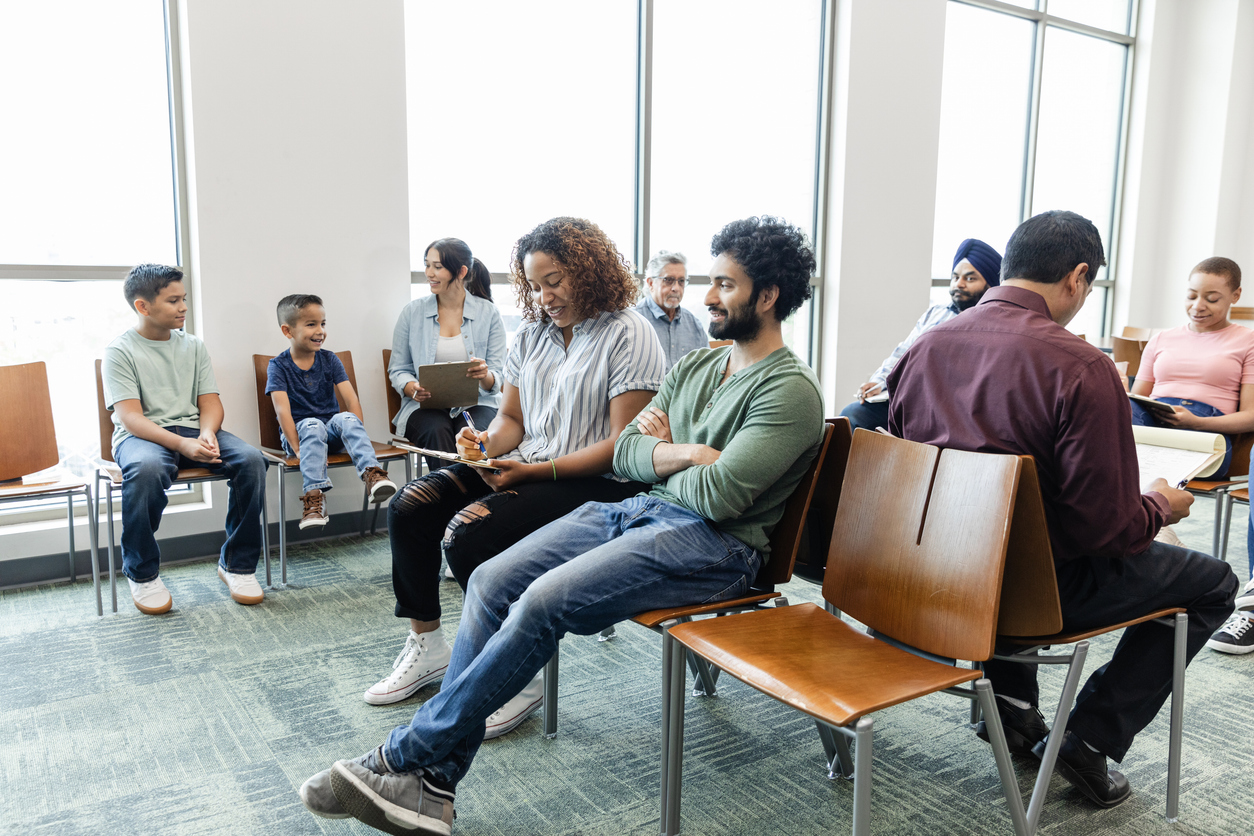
{"left": 370, "top": 481, "right": 398, "bottom": 503}
{"left": 330, "top": 762, "right": 452, "bottom": 836}
{"left": 132, "top": 595, "right": 172, "bottom": 615}
{"left": 299, "top": 516, "right": 329, "bottom": 530}
{"left": 484, "top": 696, "right": 543, "bottom": 740}
{"left": 363, "top": 666, "right": 448, "bottom": 706}
{"left": 1206, "top": 636, "right": 1254, "bottom": 654}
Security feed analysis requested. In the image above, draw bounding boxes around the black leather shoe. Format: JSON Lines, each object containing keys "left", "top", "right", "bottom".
{"left": 975, "top": 699, "right": 1048, "bottom": 756}
{"left": 1033, "top": 730, "right": 1131, "bottom": 808}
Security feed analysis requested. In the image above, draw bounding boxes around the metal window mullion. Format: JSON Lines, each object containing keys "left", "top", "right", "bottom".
{"left": 953, "top": 0, "right": 1134, "bottom": 44}
{"left": 163, "top": 0, "right": 195, "bottom": 337}
{"left": 633, "top": 0, "right": 653, "bottom": 274}
{"left": 1103, "top": 0, "right": 1140, "bottom": 336}
{"left": 1020, "top": 17, "right": 1047, "bottom": 223}
{"left": 808, "top": 0, "right": 837, "bottom": 371}
{"left": 0, "top": 265, "right": 132, "bottom": 281}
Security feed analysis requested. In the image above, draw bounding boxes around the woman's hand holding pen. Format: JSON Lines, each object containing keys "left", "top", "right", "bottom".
{"left": 404, "top": 381, "right": 431, "bottom": 402}
{"left": 455, "top": 427, "right": 489, "bottom": 461}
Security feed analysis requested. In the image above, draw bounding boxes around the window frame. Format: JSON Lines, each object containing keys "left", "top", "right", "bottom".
{"left": 931, "top": 0, "right": 1138, "bottom": 338}
{"left": 0, "top": 0, "right": 202, "bottom": 526}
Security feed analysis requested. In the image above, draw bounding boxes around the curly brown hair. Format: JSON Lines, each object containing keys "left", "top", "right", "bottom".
{"left": 510, "top": 217, "right": 638, "bottom": 324}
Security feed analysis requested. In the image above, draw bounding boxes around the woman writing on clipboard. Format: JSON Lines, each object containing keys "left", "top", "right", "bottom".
{"left": 389, "top": 238, "right": 507, "bottom": 473}
{"left": 1127, "top": 257, "right": 1254, "bottom": 654}
{"left": 367, "top": 217, "right": 665, "bottom": 740}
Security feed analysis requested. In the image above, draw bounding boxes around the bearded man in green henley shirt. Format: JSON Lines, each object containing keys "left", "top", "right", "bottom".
{"left": 300, "top": 216, "right": 825, "bottom": 834}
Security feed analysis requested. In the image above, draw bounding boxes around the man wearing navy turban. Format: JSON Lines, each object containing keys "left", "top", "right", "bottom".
{"left": 839, "top": 238, "right": 1002, "bottom": 432}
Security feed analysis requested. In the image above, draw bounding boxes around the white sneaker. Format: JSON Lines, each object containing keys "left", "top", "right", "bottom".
{"left": 1154, "top": 525, "right": 1184, "bottom": 547}
{"left": 217, "top": 565, "right": 265, "bottom": 605}
{"left": 128, "top": 576, "right": 172, "bottom": 614}
{"left": 444, "top": 563, "right": 456, "bottom": 581}
{"left": 1236, "top": 576, "right": 1254, "bottom": 611}
{"left": 484, "top": 672, "right": 544, "bottom": 740}
{"left": 364, "top": 630, "right": 451, "bottom": 705}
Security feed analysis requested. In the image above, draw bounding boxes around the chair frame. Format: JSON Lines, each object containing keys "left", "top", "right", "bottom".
{"left": 0, "top": 361, "right": 102, "bottom": 614}
{"left": 537, "top": 419, "right": 848, "bottom": 741}
{"left": 252, "top": 350, "right": 411, "bottom": 586}
{"left": 92, "top": 358, "right": 270, "bottom": 614}
{"left": 1185, "top": 432, "right": 1253, "bottom": 557}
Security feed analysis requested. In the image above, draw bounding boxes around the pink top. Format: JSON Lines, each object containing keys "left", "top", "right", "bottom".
{"left": 1138, "top": 323, "right": 1254, "bottom": 414}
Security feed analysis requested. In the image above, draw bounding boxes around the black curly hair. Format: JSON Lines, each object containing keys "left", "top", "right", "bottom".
{"left": 510, "top": 217, "right": 637, "bottom": 323}
{"left": 709, "top": 216, "right": 815, "bottom": 321}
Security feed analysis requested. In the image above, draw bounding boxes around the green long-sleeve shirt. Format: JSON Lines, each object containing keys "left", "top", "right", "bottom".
{"left": 613, "top": 345, "right": 825, "bottom": 558}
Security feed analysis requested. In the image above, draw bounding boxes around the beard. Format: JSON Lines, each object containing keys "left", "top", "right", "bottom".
{"left": 950, "top": 287, "right": 987, "bottom": 311}
{"left": 708, "top": 301, "right": 763, "bottom": 341}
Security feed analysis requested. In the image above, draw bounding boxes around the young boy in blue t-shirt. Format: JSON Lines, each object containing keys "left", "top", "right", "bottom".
{"left": 102, "top": 264, "right": 268, "bottom": 615}
{"left": 266, "top": 294, "right": 397, "bottom": 529}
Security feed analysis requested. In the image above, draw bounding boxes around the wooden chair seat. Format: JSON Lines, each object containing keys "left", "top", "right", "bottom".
{"left": 267, "top": 440, "right": 408, "bottom": 470}
{"left": 97, "top": 461, "right": 218, "bottom": 486}
{"left": 1003, "top": 607, "right": 1185, "bottom": 646}
{"left": 0, "top": 476, "right": 88, "bottom": 499}
{"left": 671, "top": 603, "right": 981, "bottom": 728}
{"left": 631, "top": 592, "right": 781, "bottom": 628}
{"left": 1186, "top": 478, "right": 1244, "bottom": 492}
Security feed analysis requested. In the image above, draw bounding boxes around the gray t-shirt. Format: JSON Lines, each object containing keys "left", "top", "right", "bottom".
{"left": 102, "top": 329, "right": 219, "bottom": 453}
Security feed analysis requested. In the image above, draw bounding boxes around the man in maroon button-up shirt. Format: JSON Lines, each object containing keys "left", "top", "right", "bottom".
{"left": 889, "top": 210, "right": 1236, "bottom": 808}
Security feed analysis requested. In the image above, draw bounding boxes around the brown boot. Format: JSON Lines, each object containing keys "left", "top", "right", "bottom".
{"left": 363, "top": 466, "right": 397, "bottom": 502}
{"left": 300, "top": 489, "right": 329, "bottom": 530}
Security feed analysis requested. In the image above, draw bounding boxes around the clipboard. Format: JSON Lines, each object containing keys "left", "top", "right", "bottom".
{"left": 417, "top": 361, "right": 480, "bottom": 410}
{"left": 398, "top": 444, "right": 502, "bottom": 473}
{"left": 1128, "top": 392, "right": 1176, "bottom": 417}
{"left": 1132, "top": 425, "right": 1225, "bottom": 491}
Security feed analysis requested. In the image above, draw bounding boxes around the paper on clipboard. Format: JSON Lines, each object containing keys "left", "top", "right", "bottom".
{"left": 402, "top": 444, "right": 502, "bottom": 473}
{"left": 1132, "top": 425, "right": 1225, "bottom": 492}
{"left": 417, "top": 361, "right": 480, "bottom": 410}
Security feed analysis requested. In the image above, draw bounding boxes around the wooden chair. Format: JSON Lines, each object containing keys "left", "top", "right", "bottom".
{"left": 252, "top": 351, "right": 411, "bottom": 585}
{"left": 1186, "top": 432, "right": 1254, "bottom": 557}
{"left": 664, "top": 431, "right": 1030, "bottom": 835}
{"left": 1111, "top": 335, "right": 1146, "bottom": 379}
{"left": 93, "top": 359, "right": 269, "bottom": 613}
{"left": 1217, "top": 484, "right": 1249, "bottom": 561}
{"left": 1121, "top": 325, "right": 1154, "bottom": 341}
{"left": 540, "top": 418, "right": 850, "bottom": 739}
{"left": 707, "top": 340, "right": 732, "bottom": 348}
{"left": 0, "top": 362, "right": 101, "bottom": 613}
{"left": 382, "top": 348, "right": 422, "bottom": 479}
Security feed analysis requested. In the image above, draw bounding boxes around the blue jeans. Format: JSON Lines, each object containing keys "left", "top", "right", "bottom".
{"left": 1128, "top": 396, "right": 1234, "bottom": 477}
{"left": 114, "top": 426, "right": 267, "bottom": 582}
{"left": 280, "top": 412, "right": 379, "bottom": 493}
{"left": 839, "top": 397, "right": 890, "bottom": 433}
{"left": 383, "top": 496, "right": 763, "bottom": 787}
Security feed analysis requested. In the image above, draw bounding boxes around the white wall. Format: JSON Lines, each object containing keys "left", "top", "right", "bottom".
{"left": 1, "top": 0, "right": 411, "bottom": 564}
{"left": 819, "top": 0, "right": 947, "bottom": 403}
{"left": 1116, "top": 0, "right": 1254, "bottom": 330}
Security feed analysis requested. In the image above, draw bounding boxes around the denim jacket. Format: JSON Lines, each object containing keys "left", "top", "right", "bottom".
{"left": 388, "top": 293, "right": 506, "bottom": 431}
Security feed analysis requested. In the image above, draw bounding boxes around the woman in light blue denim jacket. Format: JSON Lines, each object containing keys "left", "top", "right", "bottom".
{"left": 389, "top": 238, "right": 506, "bottom": 471}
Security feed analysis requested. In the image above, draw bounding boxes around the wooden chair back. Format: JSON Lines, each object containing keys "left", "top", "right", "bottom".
{"left": 792, "top": 418, "right": 854, "bottom": 582}
{"left": 382, "top": 349, "right": 402, "bottom": 427}
{"left": 755, "top": 420, "right": 840, "bottom": 587}
{"left": 823, "top": 430, "right": 1021, "bottom": 661}
{"left": 252, "top": 350, "right": 355, "bottom": 451}
{"left": 1111, "top": 335, "right": 1146, "bottom": 378}
{"left": 1228, "top": 433, "right": 1254, "bottom": 479}
{"left": 1122, "top": 325, "right": 1153, "bottom": 341}
{"left": 994, "top": 456, "right": 1064, "bottom": 635}
{"left": 0, "top": 362, "right": 60, "bottom": 480}
{"left": 94, "top": 359, "right": 118, "bottom": 464}
{"left": 708, "top": 340, "right": 732, "bottom": 349}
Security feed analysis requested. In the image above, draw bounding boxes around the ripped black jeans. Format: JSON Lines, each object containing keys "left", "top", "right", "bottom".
{"left": 387, "top": 462, "right": 648, "bottom": 621}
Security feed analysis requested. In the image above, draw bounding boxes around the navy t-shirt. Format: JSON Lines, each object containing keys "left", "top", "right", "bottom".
{"left": 265, "top": 349, "right": 349, "bottom": 424}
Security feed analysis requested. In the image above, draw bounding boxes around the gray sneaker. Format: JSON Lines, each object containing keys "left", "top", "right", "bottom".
{"left": 328, "top": 745, "right": 455, "bottom": 836}
{"left": 299, "top": 765, "right": 349, "bottom": 819}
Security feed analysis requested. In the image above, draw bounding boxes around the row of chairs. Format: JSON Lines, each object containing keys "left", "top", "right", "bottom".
{"left": 539, "top": 423, "right": 1187, "bottom": 836}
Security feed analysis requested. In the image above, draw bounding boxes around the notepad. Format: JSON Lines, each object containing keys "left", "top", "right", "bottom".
{"left": 1132, "top": 425, "right": 1225, "bottom": 492}
{"left": 1128, "top": 392, "right": 1176, "bottom": 417}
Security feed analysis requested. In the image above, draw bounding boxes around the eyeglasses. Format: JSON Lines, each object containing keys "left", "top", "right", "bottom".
{"left": 657, "top": 277, "right": 687, "bottom": 287}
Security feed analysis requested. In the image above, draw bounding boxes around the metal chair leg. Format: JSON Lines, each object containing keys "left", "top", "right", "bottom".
{"left": 543, "top": 651, "right": 558, "bottom": 739}
{"left": 850, "top": 717, "right": 873, "bottom": 836}
{"left": 663, "top": 631, "right": 687, "bottom": 836}
{"left": 1219, "top": 491, "right": 1234, "bottom": 560}
{"left": 105, "top": 476, "right": 118, "bottom": 613}
{"left": 87, "top": 482, "right": 103, "bottom": 617}
{"left": 261, "top": 487, "right": 271, "bottom": 587}
{"left": 66, "top": 493, "right": 77, "bottom": 583}
{"left": 277, "top": 465, "right": 288, "bottom": 587}
{"left": 360, "top": 481, "right": 370, "bottom": 537}
{"left": 974, "top": 680, "right": 1030, "bottom": 836}
{"left": 1166, "top": 612, "right": 1187, "bottom": 822}
{"left": 598, "top": 624, "right": 617, "bottom": 642}
{"left": 1024, "top": 642, "right": 1088, "bottom": 833}
{"left": 1212, "top": 492, "right": 1223, "bottom": 558}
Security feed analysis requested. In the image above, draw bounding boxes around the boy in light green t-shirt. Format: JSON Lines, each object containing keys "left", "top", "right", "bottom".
{"left": 101, "top": 264, "right": 268, "bottom": 615}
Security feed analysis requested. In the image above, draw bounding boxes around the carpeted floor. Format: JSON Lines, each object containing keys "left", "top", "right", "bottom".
{"left": 1, "top": 499, "right": 1251, "bottom": 836}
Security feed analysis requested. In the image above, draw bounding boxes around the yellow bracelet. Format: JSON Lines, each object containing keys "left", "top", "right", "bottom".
{"left": 550, "top": 459, "right": 557, "bottom": 481}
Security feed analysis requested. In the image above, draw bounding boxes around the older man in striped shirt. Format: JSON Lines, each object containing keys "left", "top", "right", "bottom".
{"left": 300, "top": 216, "right": 826, "bottom": 835}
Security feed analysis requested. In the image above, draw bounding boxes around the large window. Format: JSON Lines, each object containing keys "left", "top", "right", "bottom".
{"left": 402, "top": 0, "right": 827, "bottom": 361}
{"left": 0, "top": 1, "right": 183, "bottom": 492}
{"left": 933, "top": 0, "right": 1134, "bottom": 337}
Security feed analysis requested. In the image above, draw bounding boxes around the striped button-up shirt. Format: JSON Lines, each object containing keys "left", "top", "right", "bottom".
{"left": 869, "top": 300, "right": 961, "bottom": 392}
{"left": 502, "top": 308, "right": 666, "bottom": 479}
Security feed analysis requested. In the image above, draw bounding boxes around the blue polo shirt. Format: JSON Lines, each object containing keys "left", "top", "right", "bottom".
{"left": 636, "top": 296, "right": 708, "bottom": 371}
{"left": 265, "top": 349, "right": 349, "bottom": 423}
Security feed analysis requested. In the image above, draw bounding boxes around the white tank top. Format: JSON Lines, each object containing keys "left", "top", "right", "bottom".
{"left": 434, "top": 335, "right": 469, "bottom": 363}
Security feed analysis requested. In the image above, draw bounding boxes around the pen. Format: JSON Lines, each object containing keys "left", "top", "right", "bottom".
{"left": 461, "top": 410, "right": 487, "bottom": 455}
